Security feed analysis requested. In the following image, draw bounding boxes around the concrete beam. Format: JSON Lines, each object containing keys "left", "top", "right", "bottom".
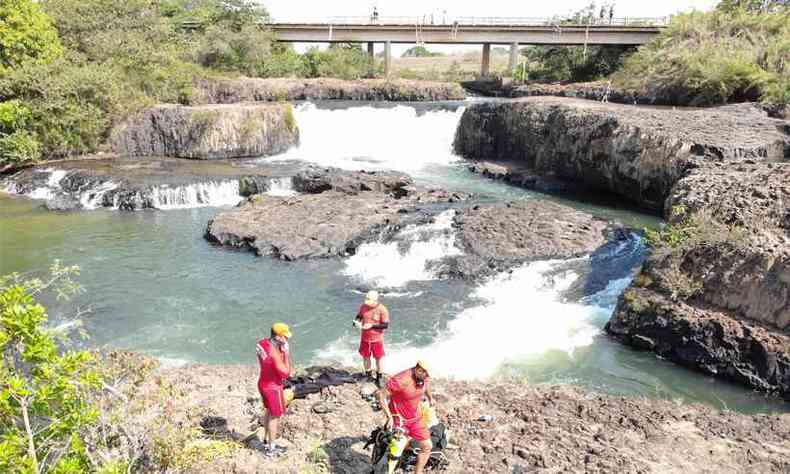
{"left": 508, "top": 42, "right": 519, "bottom": 76}
{"left": 271, "top": 24, "right": 661, "bottom": 45}
{"left": 481, "top": 43, "right": 491, "bottom": 77}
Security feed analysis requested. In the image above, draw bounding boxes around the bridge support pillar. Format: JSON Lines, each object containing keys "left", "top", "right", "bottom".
{"left": 384, "top": 41, "right": 392, "bottom": 77}
{"left": 481, "top": 43, "right": 491, "bottom": 77}
{"left": 508, "top": 42, "right": 519, "bottom": 76}
{"left": 367, "top": 42, "right": 375, "bottom": 77}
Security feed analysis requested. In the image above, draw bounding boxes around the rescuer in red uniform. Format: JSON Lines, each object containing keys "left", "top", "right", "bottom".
{"left": 355, "top": 290, "right": 390, "bottom": 385}
{"left": 256, "top": 322, "right": 292, "bottom": 456}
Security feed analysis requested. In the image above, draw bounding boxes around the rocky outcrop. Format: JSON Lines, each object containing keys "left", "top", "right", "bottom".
{"left": 454, "top": 97, "right": 789, "bottom": 212}
{"left": 205, "top": 169, "right": 468, "bottom": 261}
{"left": 292, "top": 166, "right": 413, "bottom": 196}
{"left": 607, "top": 163, "right": 790, "bottom": 399}
{"left": 190, "top": 77, "right": 466, "bottom": 104}
{"left": 104, "top": 356, "right": 790, "bottom": 474}
{"left": 111, "top": 103, "right": 299, "bottom": 159}
{"left": 434, "top": 201, "right": 613, "bottom": 280}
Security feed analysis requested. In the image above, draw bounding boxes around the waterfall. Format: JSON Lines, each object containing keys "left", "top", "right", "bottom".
{"left": 266, "top": 177, "right": 296, "bottom": 196}
{"left": 148, "top": 181, "right": 243, "bottom": 210}
{"left": 342, "top": 210, "right": 461, "bottom": 288}
{"left": 267, "top": 102, "right": 465, "bottom": 176}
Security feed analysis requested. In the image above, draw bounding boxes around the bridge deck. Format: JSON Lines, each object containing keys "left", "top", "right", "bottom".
{"left": 271, "top": 23, "right": 663, "bottom": 45}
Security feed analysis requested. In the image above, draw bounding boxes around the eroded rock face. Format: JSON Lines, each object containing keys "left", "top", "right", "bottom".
{"left": 454, "top": 97, "right": 789, "bottom": 212}
{"left": 190, "top": 77, "right": 466, "bottom": 104}
{"left": 204, "top": 188, "right": 463, "bottom": 261}
{"left": 111, "top": 103, "right": 299, "bottom": 159}
{"left": 608, "top": 163, "right": 790, "bottom": 398}
{"left": 435, "top": 201, "right": 613, "bottom": 280}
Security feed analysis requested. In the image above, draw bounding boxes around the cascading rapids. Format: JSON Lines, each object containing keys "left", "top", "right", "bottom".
{"left": 320, "top": 257, "right": 636, "bottom": 380}
{"left": 342, "top": 210, "right": 461, "bottom": 288}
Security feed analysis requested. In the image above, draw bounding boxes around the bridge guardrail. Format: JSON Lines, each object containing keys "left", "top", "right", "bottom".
{"left": 270, "top": 15, "right": 670, "bottom": 27}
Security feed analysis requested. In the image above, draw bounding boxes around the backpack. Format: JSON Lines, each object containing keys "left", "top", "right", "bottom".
{"left": 365, "top": 424, "right": 450, "bottom": 473}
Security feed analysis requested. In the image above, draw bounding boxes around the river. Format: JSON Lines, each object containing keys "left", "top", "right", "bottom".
{"left": 0, "top": 101, "right": 786, "bottom": 414}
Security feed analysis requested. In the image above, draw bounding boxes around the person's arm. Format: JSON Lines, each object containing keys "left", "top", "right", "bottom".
{"left": 271, "top": 346, "right": 290, "bottom": 380}
{"left": 370, "top": 306, "right": 390, "bottom": 330}
{"left": 378, "top": 387, "right": 393, "bottom": 427}
{"left": 425, "top": 383, "right": 435, "bottom": 407}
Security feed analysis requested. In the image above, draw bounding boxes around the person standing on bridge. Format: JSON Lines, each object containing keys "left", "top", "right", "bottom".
{"left": 354, "top": 290, "right": 390, "bottom": 386}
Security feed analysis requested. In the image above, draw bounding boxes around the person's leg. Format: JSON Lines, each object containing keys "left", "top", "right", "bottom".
{"left": 373, "top": 341, "right": 385, "bottom": 385}
{"left": 363, "top": 356, "right": 372, "bottom": 374}
{"left": 267, "top": 416, "right": 279, "bottom": 445}
{"left": 263, "top": 411, "right": 272, "bottom": 443}
{"left": 413, "top": 438, "right": 432, "bottom": 474}
{"left": 359, "top": 341, "right": 373, "bottom": 377}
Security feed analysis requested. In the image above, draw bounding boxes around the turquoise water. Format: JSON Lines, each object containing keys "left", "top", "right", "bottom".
{"left": 0, "top": 101, "right": 786, "bottom": 415}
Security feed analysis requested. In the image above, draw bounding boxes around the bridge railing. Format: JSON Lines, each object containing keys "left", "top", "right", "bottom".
{"left": 271, "top": 15, "right": 670, "bottom": 27}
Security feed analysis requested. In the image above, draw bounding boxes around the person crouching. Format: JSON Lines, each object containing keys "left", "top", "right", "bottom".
{"left": 354, "top": 290, "right": 390, "bottom": 386}
{"left": 377, "top": 360, "right": 434, "bottom": 474}
{"left": 256, "top": 322, "right": 292, "bottom": 456}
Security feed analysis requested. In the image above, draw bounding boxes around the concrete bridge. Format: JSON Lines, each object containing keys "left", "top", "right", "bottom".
{"left": 270, "top": 16, "right": 667, "bottom": 76}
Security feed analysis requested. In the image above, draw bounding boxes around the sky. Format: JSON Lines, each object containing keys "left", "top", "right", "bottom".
{"left": 259, "top": 0, "right": 720, "bottom": 54}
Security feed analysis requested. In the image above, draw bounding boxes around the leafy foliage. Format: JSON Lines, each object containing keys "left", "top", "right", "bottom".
{"left": 402, "top": 46, "right": 444, "bottom": 58}
{"left": 516, "top": 45, "right": 633, "bottom": 82}
{"left": 0, "top": 262, "right": 102, "bottom": 473}
{"left": 0, "top": 0, "right": 63, "bottom": 74}
{"left": 302, "top": 44, "right": 376, "bottom": 80}
{"left": 613, "top": 7, "right": 790, "bottom": 104}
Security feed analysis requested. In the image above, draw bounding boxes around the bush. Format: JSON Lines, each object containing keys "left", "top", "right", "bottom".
{"left": 0, "top": 130, "right": 40, "bottom": 165}
{"left": 0, "top": 0, "right": 63, "bottom": 74}
{"left": 613, "top": 8, "right": 790, "bottom": 104}
{"left": 302, "top": 44, "right": 374, "bottom": 80}
{"left": 516, "top": 45, "right": 633, "bottom": 83}
{"left": 0, "top": 263, "right": 103, "bottom": 473}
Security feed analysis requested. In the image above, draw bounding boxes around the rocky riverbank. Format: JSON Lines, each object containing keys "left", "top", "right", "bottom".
{"left": 98, "top": 355, "right": 790, "bottom": 474}
{"left": 607, "top": 162, "right": 790, "bottom": 399}
{"left": 111, "top": 102, "right": 299, "bottom": 160}
{"left": 191, "top": 77, "right": 466, "bottom": 104}
{"left": 454, "top": 97, "right": 789, "bottom": 212}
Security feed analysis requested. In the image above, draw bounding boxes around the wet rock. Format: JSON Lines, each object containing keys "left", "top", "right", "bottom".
{"left": 454, "top": 97, "right": 788, "bottom": 212}
{"left": 292, "top": 167, "right": 413, "bottom": 196}
{"left": 205, "top": 188, "right": 463, "bottom": 261}
{"left": 110, "top": 103, "right": 299, "bottom": 159}
{"left": 434, "top": 201, "right": 611, "bottom": 280}
{"left": 190, "top": 77, "right": 466, "bottom": 104}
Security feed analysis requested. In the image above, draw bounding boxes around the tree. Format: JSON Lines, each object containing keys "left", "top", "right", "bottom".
{"left": 0, "top": 262, "right": 102, "bottom": 473}
{"left": 401, "top": 46, "right": 443, "bottom": 58}
{"left": 0, "top": 0, "right": 63, "bottom": 74}
{"left": 717, "top": 0, "right": 789, "bottom": 12}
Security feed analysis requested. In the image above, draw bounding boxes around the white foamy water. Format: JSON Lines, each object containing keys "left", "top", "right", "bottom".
{"left": 80, "top": 180, "right": 118, "bottom": 210}
{"left": 47, "top": 169, "right": 69, "bottom": 187}
{"left": 268, "top": 102, "right": 463, "bottom": 173}
{"left": 320, "top": 258, "right": 630, "bottom": 379}
{"left": 342, "top": 210, "right": 461, "bottom": 288}
{"left": 266, "top": 177, "right": 296, "bottom": 197}
{"left": 149, "top": 181, "right": 243, "bottom": 210}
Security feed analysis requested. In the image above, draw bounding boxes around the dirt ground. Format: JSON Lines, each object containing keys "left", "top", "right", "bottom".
{"left": 126, "top": 363, "right": 790, "bottom": 473}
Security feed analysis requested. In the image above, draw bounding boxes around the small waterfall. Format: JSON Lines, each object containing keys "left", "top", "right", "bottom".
{"left": 266, "top": 177, "right": 296, "bottom": 197}
{"left": 79, "top": 181, "right": 118, "bottom": 210}
{"left": 148, "top": 180, "right": 242, "bottom": 210}
{"left": 342, "top": 210, "right": 461, "bottom": 288}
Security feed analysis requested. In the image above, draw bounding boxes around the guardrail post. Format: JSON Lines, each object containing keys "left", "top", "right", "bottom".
{"left": 481, "top": 43, "right": 491, "bottom": 77}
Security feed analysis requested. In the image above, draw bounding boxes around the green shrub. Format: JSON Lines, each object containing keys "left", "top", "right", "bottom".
{"left": 302, "top": 44, "right": 374, "bottom": 80}
{"left": 0, "top": 0, "right": 63, "bottom": 74}
{"left": 613, "top": 8, "right": 790, "bottom": 104}
{"left": 0, "top": 263, "right": 103, "bottom": 473}
{"left": 0, "top": 130, "right": 40, "bottom": 164}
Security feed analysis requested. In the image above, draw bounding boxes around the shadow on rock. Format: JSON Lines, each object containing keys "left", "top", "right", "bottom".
{"left": 322, "top": 435, "right": 371, "bottom": 473}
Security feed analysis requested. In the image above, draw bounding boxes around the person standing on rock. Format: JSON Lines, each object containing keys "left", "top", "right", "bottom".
{"left": 256, "top": 322, "right": 292, "bottom": 456}
{"left": 377, "top": 360, "right": 434, "bottom": 474}
{"left": 354, "top": 290, "right": 390, "bottom": 386}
